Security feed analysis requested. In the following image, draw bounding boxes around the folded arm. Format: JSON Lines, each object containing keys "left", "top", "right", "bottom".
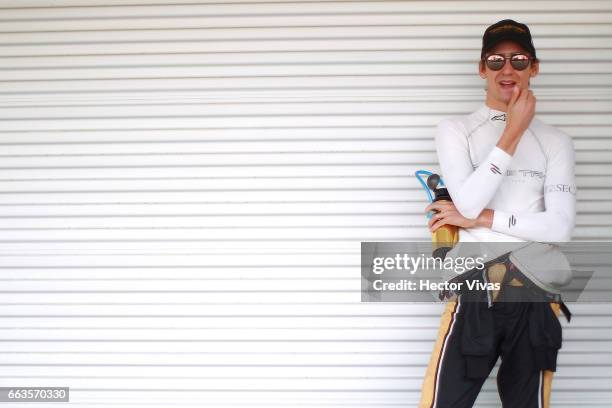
{"left": 490, "top": 135, "right": 576, "bottom": 242}
{"left": 435, "top": 119, "right": 512, "bottom": 219}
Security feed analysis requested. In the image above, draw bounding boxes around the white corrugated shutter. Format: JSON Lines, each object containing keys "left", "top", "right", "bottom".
{"left": 0, "top": 1, "right": 611, "bottom": 407}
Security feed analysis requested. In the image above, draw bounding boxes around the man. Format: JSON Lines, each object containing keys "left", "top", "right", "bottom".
{"left": 418, "top": 19, "right": 576, "bottom": 408}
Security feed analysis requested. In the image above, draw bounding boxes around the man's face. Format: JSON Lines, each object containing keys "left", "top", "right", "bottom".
{"left": 479, "top": 40, "right": 539, "bottom": 105}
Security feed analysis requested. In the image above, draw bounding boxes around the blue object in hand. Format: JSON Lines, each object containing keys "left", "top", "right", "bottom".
{"left": 414, "top": 170, "right": 446, "bottom": 220}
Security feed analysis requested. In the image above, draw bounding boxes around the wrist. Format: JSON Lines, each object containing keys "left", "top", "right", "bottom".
{"left": 496, "top": 136, "right": 519, "bottom": 156}
{"left": 475, "top": 209, "right": 494, "bottom": 228}
{"left": 501, "top": 126, "right": 524, "bottom": 144}
{"left": 503, "top": 124, "right": 521, "bottom": 138}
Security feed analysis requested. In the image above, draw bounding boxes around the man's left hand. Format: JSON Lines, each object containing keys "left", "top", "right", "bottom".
{"left": 424, "top": 201, "right": 477, "bottom": 232}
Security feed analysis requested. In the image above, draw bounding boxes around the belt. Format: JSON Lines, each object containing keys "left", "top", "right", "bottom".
{"left": 439, "top": 252, "right": 572, "bottom": 323}
{"left": 498, "top": 255, "right": 572, "bottom": 323}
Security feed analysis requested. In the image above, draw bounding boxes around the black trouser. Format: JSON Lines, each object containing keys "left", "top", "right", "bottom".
{"left": 419, "top": 270, "right": 564, "bottom": 408}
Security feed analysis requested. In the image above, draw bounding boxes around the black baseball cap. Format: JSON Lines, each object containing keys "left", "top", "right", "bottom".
{"left": 481, "top": 19, "right": 537, "bottom": 60}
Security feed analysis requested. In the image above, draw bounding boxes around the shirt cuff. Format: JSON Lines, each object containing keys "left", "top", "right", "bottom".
{"left": 488, "top": 146, "right": 513, "bottom": 169}
{"left": 492, "top": 209, "right": 514, "bottom": 234}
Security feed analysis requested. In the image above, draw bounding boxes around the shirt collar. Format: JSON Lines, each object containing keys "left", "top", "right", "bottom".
{"left": 483, "top": 104, "right": 507, "bottom": 126}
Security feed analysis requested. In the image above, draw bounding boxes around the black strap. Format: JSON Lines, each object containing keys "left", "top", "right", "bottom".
{"left": 558, "top": 301, "right": 572, "bottom": 323}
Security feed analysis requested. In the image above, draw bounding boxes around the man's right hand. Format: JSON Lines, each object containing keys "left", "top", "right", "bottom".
{"left": 506, "top": 85, "right": 536, "bottom": 137}
{"left": 497, "top": 86, "right": 536, "bottom": 156}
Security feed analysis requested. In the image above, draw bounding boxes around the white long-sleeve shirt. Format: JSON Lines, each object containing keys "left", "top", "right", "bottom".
{"left": 436, "top": 104, "right": 577, "bottom": 293}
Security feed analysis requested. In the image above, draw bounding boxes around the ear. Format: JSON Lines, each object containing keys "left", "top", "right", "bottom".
{"left": 479, "top": 61, "right": 487, "bottom": 79}
{"left": 530, "top": 60, "right": 540, "bottom": 78}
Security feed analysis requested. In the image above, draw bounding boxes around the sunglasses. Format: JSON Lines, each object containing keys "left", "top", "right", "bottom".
{"left": 484, "top": 53, "right": 533, "bottom": 71}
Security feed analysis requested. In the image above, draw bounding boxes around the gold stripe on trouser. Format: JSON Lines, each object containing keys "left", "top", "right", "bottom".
{"left": 541, "top": 302, "right": 562, "bottom": 408}
{"left": 419, "top": 299, "right": 458, "bottom": 408}
{"left": 541, "top": 370, "right": 554, "bottom": 408}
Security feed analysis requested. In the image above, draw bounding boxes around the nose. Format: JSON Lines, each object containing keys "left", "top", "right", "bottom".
{"left": 502, "top": 58, "right": 515, "bottom": 75}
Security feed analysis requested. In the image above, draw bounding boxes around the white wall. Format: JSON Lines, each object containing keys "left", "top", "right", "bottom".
{"left": 0, "top": 1, "right": 611, "bottom": 407}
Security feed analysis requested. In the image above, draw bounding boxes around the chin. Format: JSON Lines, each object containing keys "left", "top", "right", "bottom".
{"left": 493, "top": 96, "right": 510, "bottom": 106}
{"left": 498, "top": 91, "right": 512, "bottom": 104}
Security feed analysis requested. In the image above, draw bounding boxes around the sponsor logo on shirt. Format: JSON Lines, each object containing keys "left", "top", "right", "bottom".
{"left": 546, "top": 184, "right": 577, "bottom": 195}
{"left": 491, "top": 114, "right": 507, "bottom": 122}
{"left": 508, "top": 215, "right": 516, "bottom": 228}
{"left": 490, "top": 163, "right": 502, "bottom": 175}
{"left": 518, "top": 169, "right": 545, "bottom": 178}
{"left": 506, "top": 169, "right": 545, "bottom": 179}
